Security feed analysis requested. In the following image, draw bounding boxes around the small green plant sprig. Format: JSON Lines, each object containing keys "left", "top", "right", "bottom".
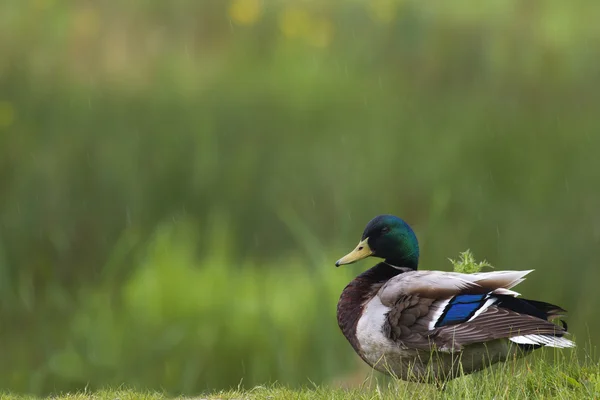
{"left": 450, "top": 249, "right": 492, "bottom": 273}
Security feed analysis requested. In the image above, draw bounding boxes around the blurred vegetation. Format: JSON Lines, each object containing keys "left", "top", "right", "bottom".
{"left": 1, "top": 0, "right": 600, "bottom": 396}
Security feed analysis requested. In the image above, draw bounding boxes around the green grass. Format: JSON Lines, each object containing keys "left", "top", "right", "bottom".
{"left": 2, "top": 351, "right": 599, "bottom": 399}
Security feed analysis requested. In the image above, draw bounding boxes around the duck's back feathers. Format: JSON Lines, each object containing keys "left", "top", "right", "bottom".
{"left": 377, "top": 269, "right": 574, "bottom": 352}
{"left": 379, "top": 269, "right": 533, "bottom": 302}
{"left": 427, "top": 296, "right": 573, "bottom": 351}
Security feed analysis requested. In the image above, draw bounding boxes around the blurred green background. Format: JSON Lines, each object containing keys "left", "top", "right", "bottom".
{"left": 1, "top": 0, "right": 599, "bottom": 395}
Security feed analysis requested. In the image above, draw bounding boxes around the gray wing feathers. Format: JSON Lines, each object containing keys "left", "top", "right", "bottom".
{"left": 469, "top": 270, "right": 534, "bottom": 290}
{"left": 378, "top": 270, "right": 533, "bottom": 305}
{"left": 430, "top": 307, "right": 567, "bottom": 351}
{"left": 383, "top": 295, "right": 439, "bottom": 350}
{"left": 384, "top": 299, "right": 566, "bottom": 352}
{"left": 378, "top": 269, "right": 557, "bottom": 351}
{"left": 379, "top": 273, "right": 477, "bottom": 304}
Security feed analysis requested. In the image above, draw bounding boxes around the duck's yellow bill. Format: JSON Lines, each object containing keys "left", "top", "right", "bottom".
{"left": 335, "top": 238, "right": 373, "bottom": 266}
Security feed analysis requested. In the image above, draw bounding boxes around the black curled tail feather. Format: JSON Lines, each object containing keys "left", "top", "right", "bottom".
{"left": 521, "top": 298, "right": 568, "bottom": 321}
{"left": 494, "top": 295, "right": 569, "bottom": 332}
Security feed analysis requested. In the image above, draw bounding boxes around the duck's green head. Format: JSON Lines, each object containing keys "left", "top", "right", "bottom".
{"left": 335, "top": 215, "right": 420, "bottom": 269}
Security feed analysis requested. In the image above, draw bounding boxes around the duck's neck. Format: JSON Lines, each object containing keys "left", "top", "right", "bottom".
{"left": 336, "top": 262, "right": 411, "bottom": 355}
{"left": 384, "top": 249, "right": 419, "bottom": 270}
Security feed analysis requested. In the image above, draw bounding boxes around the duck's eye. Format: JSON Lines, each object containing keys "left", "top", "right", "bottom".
{"left": 381, "top": 227, "right": 390, "bottom": 234}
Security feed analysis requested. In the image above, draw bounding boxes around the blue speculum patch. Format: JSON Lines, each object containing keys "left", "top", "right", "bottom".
{"left": 436, "top": 294, "right": 488, "bottom": 327}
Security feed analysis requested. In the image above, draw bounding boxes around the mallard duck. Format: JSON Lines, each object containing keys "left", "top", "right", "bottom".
{"left": 336, "top": 215, "right": 574, "bottom": 383}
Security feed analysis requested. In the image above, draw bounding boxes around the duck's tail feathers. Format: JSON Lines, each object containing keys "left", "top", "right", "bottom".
{"left": 495, "top": 295, "right": 567, "bottom": 322}
{"left": 509, "top": 334, "right": 575, "bottom": 348}
{"left": 502, "top": 297, "right": 575, "bottom": 349}
{"left": 521, "top": 299, "right": 568, "bottom": 320}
